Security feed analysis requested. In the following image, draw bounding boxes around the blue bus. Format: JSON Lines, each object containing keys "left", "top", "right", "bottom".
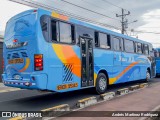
{"left": 2, "top": 9, "right": 155, "bottom": 94}
{"left": 154, "top": 48, "right": 160, "bottom": 77}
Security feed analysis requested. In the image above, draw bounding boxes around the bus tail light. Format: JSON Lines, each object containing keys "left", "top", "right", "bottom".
{"left": 33, "top": 10, "right": 37, "bottom": 13}
{"left": 34, "top": 54, "right": 43, "bottom": 71}
{"left": 13, "top": 39, "right": 18, "bottom": 43}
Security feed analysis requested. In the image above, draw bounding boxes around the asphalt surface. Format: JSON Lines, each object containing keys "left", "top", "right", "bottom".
{"left": 0, "top": 78, "right": 159, "bottom": 112}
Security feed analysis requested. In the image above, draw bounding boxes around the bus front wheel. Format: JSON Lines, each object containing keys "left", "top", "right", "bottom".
{"left": 146, "top": 70, "right": 151, "bottom": 82}
{"left": 95, "top": 73, "right": 107, "bottom": 94}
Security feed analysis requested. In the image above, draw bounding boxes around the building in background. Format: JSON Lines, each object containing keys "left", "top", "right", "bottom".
{"left": 0, "top": 35, "right": 3, "bottom": 82}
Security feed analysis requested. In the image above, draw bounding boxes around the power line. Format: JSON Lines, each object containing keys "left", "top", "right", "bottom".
{"left": 141, "top": 15, "right": 160, "bottom": 16}
{"left": 100, "top": 0, "right": 129, "bottom": 12}
{"left": 60, "top": 0, "right": 120, "bottom": 21}
{"left": 81, "top": 0, "right": 106, "bottom": 10}
{"left": 130, "top": 30, "right": 160, "bottom": 34}
{"left": 138, "top": 27, "right": 160, "bottom": 28}
{"left": 8, "top": 0, "right": 121, "bottom": 30}
{"left": 80, "top": 0, "right": 117, "bottom": 14}
{"left": 152, "top": 43, "right": 160, "bottom": 44}
{"left": 100, "top": 0, "right": 122, "bottom": 9}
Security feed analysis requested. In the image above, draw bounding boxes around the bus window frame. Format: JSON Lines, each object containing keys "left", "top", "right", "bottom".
{"left": 94, "top": 31, "right": 112, "bottom": 50}
{"left": 121, "top": 38, "right": 124, "bottom": 52}
{"left": 40, "top": 15, "right": 51, "bottom": 43}
{"left": 50, "top": 19, "right": 59, "bottom": 43}
{"left": 94, "top": 31, "right": 99, "bottom": 47}
{"left": 143, "top": 44, "right": 149, "bottom": 55}
{"left": 124, "top": 39, "right": 135, "bottom": 53}
{"left": 112, "top": 36, "right": 122, "bottom": 52}
{"left": 47, "top": 16, "right": 76, "bottom": 45}
{"left": 135, "top": 42, "right": 143, "bottom": 55}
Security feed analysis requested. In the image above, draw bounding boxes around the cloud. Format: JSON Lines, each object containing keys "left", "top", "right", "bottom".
{"left": 0, "top": 0, "right": 31, "bottom": 31}
{"left": 0, "top": 0, "right": 160, "bottom": 47}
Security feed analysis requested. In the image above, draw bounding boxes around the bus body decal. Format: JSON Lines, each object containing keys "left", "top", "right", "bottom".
{"left": 109, "top": 78, "right": 117, "bottom": 85}
{"left": 110, "top": 62, "right": 139, "bottom": 84}
{"left": 52, "top": 44, "right": 81, "bottom": 78}
{"left": 51, "top": 11, "right": 69, "bottom": 21}
{"left": 94, "top": 73, "right": 97, "bottom": 86}
{"left": 19, "top": 58, "right": 30, "bottom": 72}
{"left": 115, "top": 62, "right": 138, "bottom": 83}
{"left": 94, "top": 62, "right": 139, "bottom": 85}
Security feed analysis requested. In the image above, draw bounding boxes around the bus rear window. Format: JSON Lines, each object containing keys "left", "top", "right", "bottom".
{"left": 5, "top": 14, "right": 36, "bottom": 40}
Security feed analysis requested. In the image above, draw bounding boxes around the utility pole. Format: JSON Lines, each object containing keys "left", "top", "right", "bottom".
{"left": 116, "top": 9, "right": 130, "bottom": 34}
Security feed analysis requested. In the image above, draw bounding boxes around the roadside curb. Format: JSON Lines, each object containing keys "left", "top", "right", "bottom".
{"left": 41, "top": 104, "right": 70, "bottom": 117}
{"left": 117, "top": 88, "right": 129, "bottom": 95}
{"left": 129, "top": 85, "right": 140, "bottom": 91}
{"left": 100, "top": 92, "right": 115, "bottom": 100}
{"left": 8, "top": 82, "right": 149, "bottom": 120}
{"left": 76, "top": 96, "right": 97, "bottom": 108}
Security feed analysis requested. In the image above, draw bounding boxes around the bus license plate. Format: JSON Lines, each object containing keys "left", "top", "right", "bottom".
{"left": 8, "top": 58, "right": 24, "bottom": 64}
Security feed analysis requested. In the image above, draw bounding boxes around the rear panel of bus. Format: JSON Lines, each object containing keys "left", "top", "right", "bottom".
{"left": 2, "top": 9, "right": 48, "bottom": 90}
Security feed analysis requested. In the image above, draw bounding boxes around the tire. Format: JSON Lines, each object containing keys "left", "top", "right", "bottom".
{"left": 146, "top": 70, "right": 151, "bottom": 82}
{"left": 95, "top": 73, "right": 107, "bottom": 94}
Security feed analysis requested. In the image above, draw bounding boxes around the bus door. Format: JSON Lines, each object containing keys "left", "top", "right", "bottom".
{"left": 113, "top": 37, "right": 122, "bottom": 66}
{"left": 79, "top": 35, "right": 94, "bottom": 87}
{"left": 112, "top": 37, "right": 122, "bottom": 82}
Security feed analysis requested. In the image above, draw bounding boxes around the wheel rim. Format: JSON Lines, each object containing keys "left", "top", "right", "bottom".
{"left": 146, "top": 71, "right": 150, "bottom": 80}
{"left": 99, "top": 77, "right": 106, "bottom": 91}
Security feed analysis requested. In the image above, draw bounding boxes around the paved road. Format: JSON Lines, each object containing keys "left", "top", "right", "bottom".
{"left": 58, "top": 78, "right": 160, "bottom": 120}
{"left": 0, "top": 78, "right": 159, "bottom": 112}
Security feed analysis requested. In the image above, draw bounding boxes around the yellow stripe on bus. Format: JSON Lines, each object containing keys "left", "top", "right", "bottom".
{"left": 19, "top": 58, "right": 30, "bottom": 72}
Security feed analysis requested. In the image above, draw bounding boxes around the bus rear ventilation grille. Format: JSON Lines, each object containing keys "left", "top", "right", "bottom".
{"left": 12, "top": 53, "right": 20, "bottom": 58}
{"left": 63, "top": 64, "right": 73, "bottom": 82}
{"left": 21, "top": 52, "right": 28, "bottom": 57}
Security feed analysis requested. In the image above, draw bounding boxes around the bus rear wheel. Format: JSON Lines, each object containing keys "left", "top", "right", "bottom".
{"left": 146, "top": 70, "right": 151, "bottom": 82}
{"left": 95, "top": 73, "right": 107, "bottom": 94}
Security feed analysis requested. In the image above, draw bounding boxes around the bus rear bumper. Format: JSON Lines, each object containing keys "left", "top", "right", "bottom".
{"left": 1, "top": 73, "right": 48, "bottom": 90}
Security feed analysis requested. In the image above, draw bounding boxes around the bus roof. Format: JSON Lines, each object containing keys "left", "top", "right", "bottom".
{"left": 7, "top": 8, "right": 152, "bottom": 46}
{"left": 40, "top": 8, "right": 151, "bottom": 45}
{"left": 66, "top": 14, "right": 151, "bottom": 45}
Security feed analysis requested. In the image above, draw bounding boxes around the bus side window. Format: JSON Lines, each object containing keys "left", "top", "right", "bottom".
{"left": 94, "top": 32, "right": 111, "bottom": 49}
{"left": 99, "top": 32, "right": 111, "bottom": 49}
{"left": 113, "top": 37, "right": 120, "bottom": 51}
{"left": 121, "top": 38, "right": 124, "bottom": 51}
{"left": 40, "top": 15, "right": 49, "bottom": 42}
{"left": 107, "top": 35, "right": 111, "bottom": 49}
{"left": 124, "top": 39, "right": 134, "bottom": 53}
{"left": 95, "top": 32, "right": 99, "bottom": 47}
{"left": 143, "top": 44, "right": 149, "bottom": 55}
{"left": 59, "top": 22, "right": 75, "bottom": 44}
{"left": 51, "top": 20, "right": 58, "bottom": 42}
{"left": 136, "top": 42, "right": 143, "bottom": 54}
{"left": 71, "top": 25, "right": 75, "bottom": 43}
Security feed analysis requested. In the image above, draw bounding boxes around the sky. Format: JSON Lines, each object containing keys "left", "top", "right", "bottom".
{"left": 0, "top": 0, "right": 160, "bottom": 47}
